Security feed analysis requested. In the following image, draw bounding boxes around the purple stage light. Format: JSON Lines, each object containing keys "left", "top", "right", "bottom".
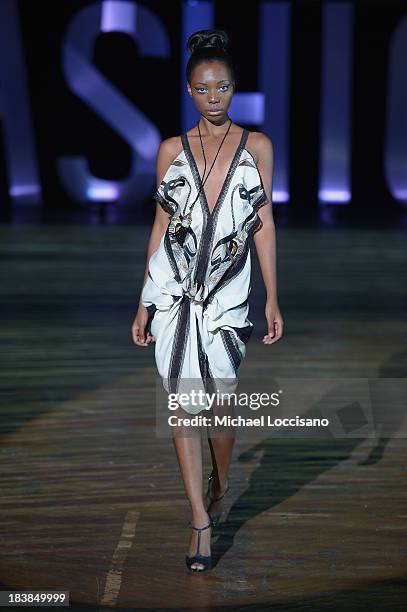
{"left": 318, "top": 190, "right": 351, "bottom": 202}
{"left": 319, "top": 2, "right": 353, "bottom": 206}
{"left": 87, "top": 185, "right": 120, "bottom": 201}
{"left": 10, "top": 184, "right": 41, "bottom": 196}
{"left": 101, "top": 1, "right": 137, "bottom": 34}
{"left": 260, "top": 1, "right": 291, "bottom": 206}
{"left": 384, "top": 13, "right": 407, "bottom": 206}
{"left": 272, "top": 191, "right": 290, "bottom": 203}
{"left": 229, "top": 94, "right": 264, "bottom": 124}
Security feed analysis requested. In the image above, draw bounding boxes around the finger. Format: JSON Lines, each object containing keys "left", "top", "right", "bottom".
{"left": 133, "top": 326, "right": 149, "bottom": 346}
{"left": 138, "top": 325, "right": 147, "bottom": 343}
{"left": 271, "top": 321, "right": 282, "bottom": 334}
{"left": 264, "top": 328, "right": 283, "bottom": 344}
{"left": 264, "top": 322, "right": 277, "bottom": 339}
{"left": 132, "top": 324, "right": 140, "bottom": 342}
{"left": 262, "top": 325, "right": 281, "bottom": 343}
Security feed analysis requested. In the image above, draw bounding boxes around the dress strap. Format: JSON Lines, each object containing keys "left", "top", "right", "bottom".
{"left": 241, "top": 128, "right": 249, "bottom": 150}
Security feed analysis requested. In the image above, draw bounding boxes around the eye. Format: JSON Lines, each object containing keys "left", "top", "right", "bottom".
{"left": 195, "top": 85, "right": 230, "bottom": 94}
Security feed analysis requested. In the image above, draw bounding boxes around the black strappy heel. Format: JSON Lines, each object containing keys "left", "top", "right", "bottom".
{"left": 185, "top": 518, "right": 212, "bottom": 572}
{"left": 205, "top": 470, "right": 230, "bottom": 528}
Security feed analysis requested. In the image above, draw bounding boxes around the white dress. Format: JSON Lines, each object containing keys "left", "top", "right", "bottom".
{"left": 141, "top": 128, "right": 269, "bottom": 414}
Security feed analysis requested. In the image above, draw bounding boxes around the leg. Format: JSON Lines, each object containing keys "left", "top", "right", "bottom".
{"left": 206, "top": 396, "right": 236, "bottom": 505}
{"left": 207, "top": 435, "right": 235, "bottom": 494}
{"left": 171, "top": 406, "right": 212, "bottom": 571}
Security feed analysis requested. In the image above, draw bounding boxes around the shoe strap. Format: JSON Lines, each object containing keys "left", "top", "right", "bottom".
{"left": 208, "top": 476, "right": 229, "bottom": 502}
{"left": 189, "top": 521, "right": 211, "bottom": 532}
{"left": 189, "top": 520, "right": 211, "bottom": 557}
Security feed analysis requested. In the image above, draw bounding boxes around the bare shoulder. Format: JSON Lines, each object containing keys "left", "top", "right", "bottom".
{"left": 246, "top": 131, "right": 274, "bottom": 165}
{"left": 157, "top": 135, "right": 183, "bottom": 162}
{"left": 156, "top": 135, "right": 184, "bottom": 182}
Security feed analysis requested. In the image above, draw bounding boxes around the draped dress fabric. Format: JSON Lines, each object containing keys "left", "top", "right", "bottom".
{"left": 141, "top": 128, "right": 269, "bottom": 414}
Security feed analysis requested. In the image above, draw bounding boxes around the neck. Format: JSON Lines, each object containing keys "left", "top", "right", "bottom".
{"left": 198, "top": 115, "right": 232, "bottom": 137}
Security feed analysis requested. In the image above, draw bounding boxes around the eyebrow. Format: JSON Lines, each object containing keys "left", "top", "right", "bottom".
{"left": 195, "top": 80, "right": 229, "bottom": 85}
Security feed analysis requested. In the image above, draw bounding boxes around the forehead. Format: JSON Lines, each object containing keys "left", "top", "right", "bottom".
{"left": 191, "top": 61, "right": 231, "bottom": 82}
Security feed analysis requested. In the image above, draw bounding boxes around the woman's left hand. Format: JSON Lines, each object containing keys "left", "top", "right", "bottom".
{"left": 263, "top": 299, "right": 284, "bottom": 344}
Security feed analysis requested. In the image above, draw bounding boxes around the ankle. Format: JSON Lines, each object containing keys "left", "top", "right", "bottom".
{"left": 211, "top": 473, "right": 229, "bottom": 493}
{"left": 191, "top": 508, "right": 211, "bottom": 525}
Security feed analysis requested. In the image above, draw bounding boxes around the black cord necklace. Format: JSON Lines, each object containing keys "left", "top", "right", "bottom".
{"left": 190, "top": 117, "right": 232, "bottom": 212}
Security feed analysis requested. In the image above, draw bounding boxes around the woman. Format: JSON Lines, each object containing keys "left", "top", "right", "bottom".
{"left": 132, "top": 29, "right": 283, "bottom": 572}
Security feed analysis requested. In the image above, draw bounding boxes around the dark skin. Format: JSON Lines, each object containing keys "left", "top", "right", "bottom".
{"left": 131, "top": 60, "right": 283, "bottom": 569}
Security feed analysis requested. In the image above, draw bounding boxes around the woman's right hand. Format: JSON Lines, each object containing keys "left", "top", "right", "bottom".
{"left": 132, "top": 303, "right": 156, "bottom": 347}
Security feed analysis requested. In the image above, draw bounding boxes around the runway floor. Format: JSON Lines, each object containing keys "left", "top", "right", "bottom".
{"left": 0, "top": 224, "right": 406, "bottom": 610}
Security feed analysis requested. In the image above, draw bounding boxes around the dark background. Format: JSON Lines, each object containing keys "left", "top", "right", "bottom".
{"left": 0, "top": 0, "right": 406, "bottom": 225}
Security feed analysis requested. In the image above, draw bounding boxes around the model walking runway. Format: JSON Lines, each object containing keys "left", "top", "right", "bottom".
{"left": 141, "top": 127, "right": 269, "bottom": 411}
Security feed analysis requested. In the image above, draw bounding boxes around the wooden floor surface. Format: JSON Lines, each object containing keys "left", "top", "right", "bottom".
{"left": 0, "top": 225, "right": 406, "bottom": 610}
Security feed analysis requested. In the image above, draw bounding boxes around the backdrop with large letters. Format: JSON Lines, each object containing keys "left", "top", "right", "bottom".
{"left": 0, "top": 0, "right": 406, "bottom": 218}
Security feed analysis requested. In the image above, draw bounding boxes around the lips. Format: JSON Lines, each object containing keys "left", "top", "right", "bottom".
{"left": 207, "top": 109, "right": 223, "bottom": 113}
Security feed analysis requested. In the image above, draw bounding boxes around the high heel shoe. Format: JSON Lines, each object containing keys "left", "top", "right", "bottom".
{"left": 205, "top": 470, "right": 230, "bottom": 528}
{"left": 185, "top": 518, "right": 212, "bottom": 572}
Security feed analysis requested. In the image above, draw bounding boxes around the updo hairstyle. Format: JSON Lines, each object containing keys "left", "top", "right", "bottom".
{"left": 186, "top": 29, "right": 236, "bottom": 86}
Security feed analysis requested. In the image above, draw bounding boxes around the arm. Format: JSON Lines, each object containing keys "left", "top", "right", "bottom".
{"left": 251, "top": 133, "right": 284, "bottom": 344}
{"left": 138, "top": 136, "right": 181, "bottom": 300}
{"left": 138, "top": 201, "right": 169, "bottom": 298}
{"left": 132, "top": 137, "right": 179, "bottom": 346}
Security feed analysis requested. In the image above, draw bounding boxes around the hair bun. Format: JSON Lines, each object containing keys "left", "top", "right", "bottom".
{"left": 187, "top": 29, "right": 231, "bottom": 55}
